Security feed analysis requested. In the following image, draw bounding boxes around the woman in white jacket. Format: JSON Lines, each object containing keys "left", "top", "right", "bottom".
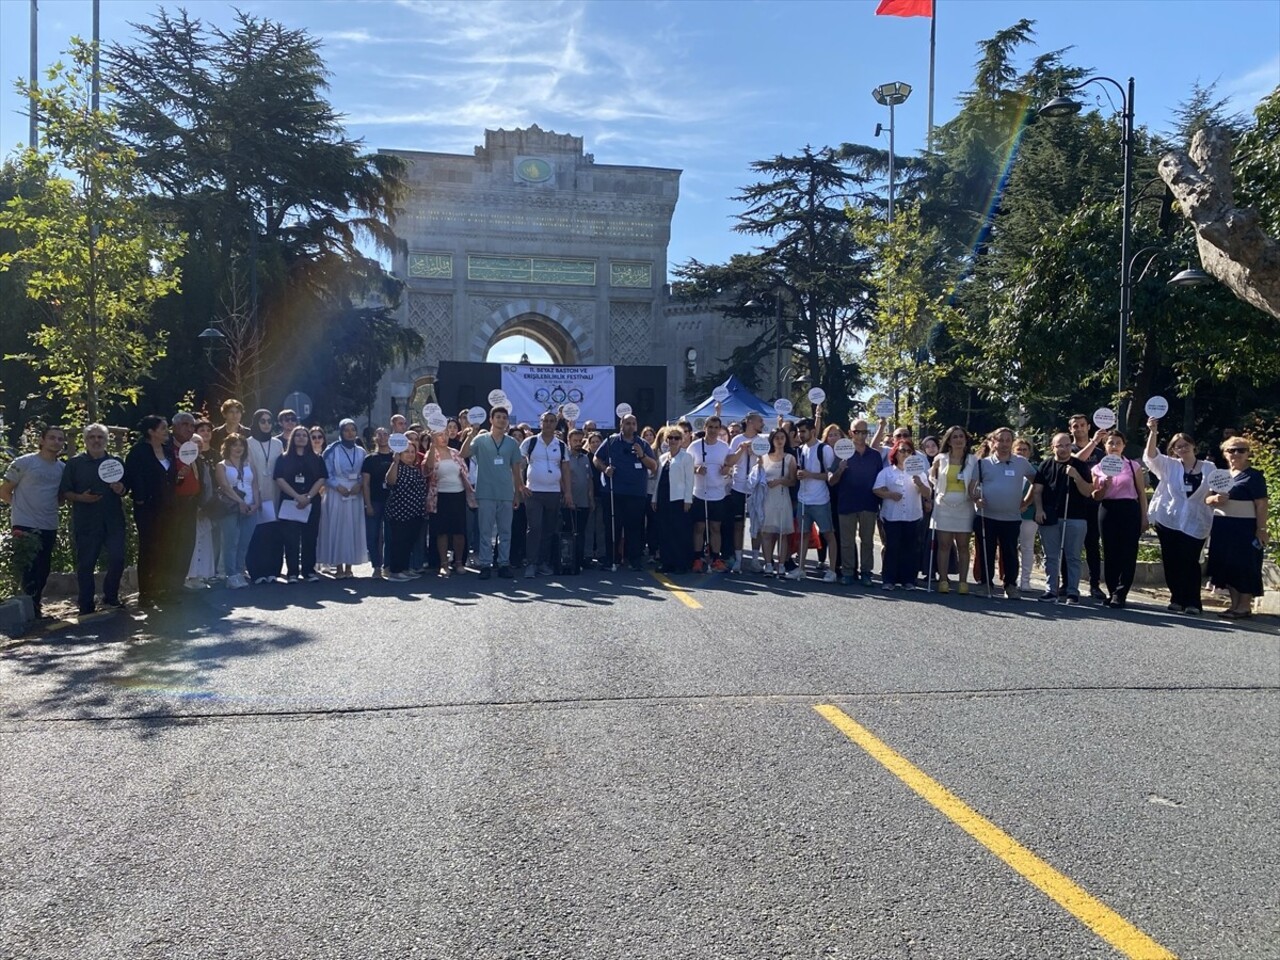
{"left": 651, "top": 427, "right": 695, "bottom": 573}
{"left": 1143, "top": 417, "right": 1214, "bottom": 614}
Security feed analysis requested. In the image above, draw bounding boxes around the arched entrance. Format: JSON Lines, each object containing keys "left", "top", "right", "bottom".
{"left": 470, "top": 300, "right": 592, "bottom": 364}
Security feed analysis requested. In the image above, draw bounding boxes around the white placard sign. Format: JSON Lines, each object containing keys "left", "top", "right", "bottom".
{"left": 426, "top": 413, "right": 448, "bottom": 433}
{"left": 488, "top": 389, "right": 508, "bottom": 407}
{"left": 1098, "top": 454, "right": 1126, "bottom": 477}
{"left": 712, "top": 386, "right": 730, "bottom": 403}
{"left": 750, "top": 436, "right": 771, "bottom": 456}
{"left": 773, "top": 398, "right": 793, "bottom": 416}
{"left": 466, "top": 407, "right": 487, "bottom": 426}
{"left": 808, "top": 387, "right": 826, "bottom": 405}
{"left": 1144, "top": 396, "right": 1169, "bottom": 419}
{"left": 423, "top": 403, "right": 442, "bottom": 417}
{"left": 874, "top": 398, "right": 895, "bottom": 419}
{"left": 178, "top": 441, "right": 200, "bottom": 465}
{"left": 904, "top": 453, "right": 930, "bottom": 476}
{"left": 97, "top": 459, "right": 124, "bottom": 484}
{"left": 388, "top": 432, "right": 410, "bottom": 453}
{"left": 1093, "top": 407, "right": 1117, "bottom": 430}
{"left": 834, "top": 438, "right": 856, "bottom": 460}
{"left": 563, "top": 402, "right": 581, "bottom": 422}
{"left": 615, "top": 403, "right": 632, "bottom": 418}
{"left": 1207, "top": 468, "right": 1234, "bottom": 494}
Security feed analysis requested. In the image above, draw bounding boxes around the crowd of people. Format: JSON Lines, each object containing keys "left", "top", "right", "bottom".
{"left": 0, "top": 397, "right": 1270, "bottom": 623}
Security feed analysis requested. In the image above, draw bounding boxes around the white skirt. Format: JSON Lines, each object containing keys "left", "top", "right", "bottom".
{"left": 187, "top": 514, "right": 217, "bottom": 579}
{"left": 932, "top": 491, "right": 975, "bottom": 533}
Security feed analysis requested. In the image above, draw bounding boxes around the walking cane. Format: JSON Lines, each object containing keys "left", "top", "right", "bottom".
{"left": 977, "top": 488, "right": 992, "bottom": 600}
{"left": 608, "top": 443, "right": 618, "bottom": 573}
{"left": 926, "top": 517, "right": 936, "bottom": 593}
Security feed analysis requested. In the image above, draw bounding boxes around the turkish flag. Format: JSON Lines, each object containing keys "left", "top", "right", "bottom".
{"left": 875, "top": 0, "right": 933, "bottom": 16}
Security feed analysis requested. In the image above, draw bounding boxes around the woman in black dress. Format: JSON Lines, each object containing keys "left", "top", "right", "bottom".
{"left": 123, "top": 415, "right": 178, "bottom": 607}
{"left": 1206, "top": 437, "right": 1270, "bottom": 620}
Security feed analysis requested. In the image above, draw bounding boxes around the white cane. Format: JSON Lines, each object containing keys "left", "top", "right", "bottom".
{"left": 977, "top": 487, "right": 991, "bottom": 600}
{"left": 609, "top": 445, "right": 618, "bottom": 573}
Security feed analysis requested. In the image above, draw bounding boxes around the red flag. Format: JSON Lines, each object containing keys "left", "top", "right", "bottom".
{"left": 875, "top": 0, "right": 932, "bottom": 16}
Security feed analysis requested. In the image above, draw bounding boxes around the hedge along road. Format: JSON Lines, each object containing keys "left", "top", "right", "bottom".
{"left": 1, "top": 571, "right": 1276, "bottom": 959}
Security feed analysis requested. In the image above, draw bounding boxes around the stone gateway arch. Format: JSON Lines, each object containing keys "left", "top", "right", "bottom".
{"left": 375, "top": 126, "right": 756, "bottom": 424}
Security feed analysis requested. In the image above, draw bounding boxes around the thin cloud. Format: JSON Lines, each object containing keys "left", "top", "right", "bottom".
{"left": 1223, "top": 55, "right": 1280, "bottom": 113}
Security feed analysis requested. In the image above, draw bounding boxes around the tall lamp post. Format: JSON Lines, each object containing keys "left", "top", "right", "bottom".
{"left": 1039, "top": 76, "right": 1136, "bottom": 423}
{"left": 872, "top": 81, "right": 912, "bottom": 225}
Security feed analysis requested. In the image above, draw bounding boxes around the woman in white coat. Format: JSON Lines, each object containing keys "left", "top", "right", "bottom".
{"left": 651, "top": 426, "right": 695, "bottom": 573}
{"left": 319, "top": 418, "right": 368, "bottom": 578}
{"left": 929, "top": 426, "right": 977, "bottom": 594}
{"left": 1143, "top": 417, "right": 1214, "bottom": 615}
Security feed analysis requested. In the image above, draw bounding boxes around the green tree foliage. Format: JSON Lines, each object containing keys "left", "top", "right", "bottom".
{"left": 673, "top": 147, "right": 875, "bottom": 426}
{"left": 105, "top": 9, "right": 406, "bottom": 416}
{"left": 0, "top": 39, "right": 182, "bottom": 422}
{"left": 1235, "top": 86, "right": 1280, "bottom": 237}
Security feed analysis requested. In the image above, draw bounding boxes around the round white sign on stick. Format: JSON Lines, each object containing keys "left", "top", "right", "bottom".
{"left": 750, "top": 436, "right": 771, "bottom": 456}
{"left": 1093, "top": 407, "right": 1117, "bottom": 430}
{"left": 616, "top": 403, "right": 632, "bottom": 418}
{"left": 488, "top": 389, "right": 508, "bottom": 407}
{"left": 1144, "top": 396, "right": 1169, "bottom": 420}
{"left": 426, "top": 413, "right": 448, "bottom": 433}
{"left": 1207, "top": 468, "right": 1234, "bottom": 494}
{"left": 388, "top": 432, "right": 410, "bottom": 453}
{"left": 178, "top": 441, "right": 200, "bottom": 465}
{"left": 712, "top": 386, "right": 730, "bottom": 403}
{"left": 773, "top": 398, "right": 793, "bottom": 416}
{"left": 1098, "top": 453, "right": 1126, "bottom": 477}
{"left": 874, "top": 398, "right": 895, "bottom": 419}
{"left": 834, "top": 438, "right": 856, "bottom": 460}
{"left": 423, "top": 403, "right": 442, "bottom": 417}
{"left": 904, "top": 453, "right": 930, "bottom": 476}
{"left": 466, "top": 406, "right": 486, "bottom": 426}
{"left": 562, "top": 402, "right": 581, "bottom": 422}
{"left": 808, "top": 387, "right": 826, "bottom": 405}
{"left": 97, "top": 458, "right": 124, "bottom": 484}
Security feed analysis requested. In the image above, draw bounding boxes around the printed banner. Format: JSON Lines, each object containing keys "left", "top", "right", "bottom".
{"left": 501, "top": 365, "right": 617, "bottom": 426}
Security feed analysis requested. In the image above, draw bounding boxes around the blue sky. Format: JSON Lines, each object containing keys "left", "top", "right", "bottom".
{"left": 2, "top": 0, "right": 1277, "bottom": 351}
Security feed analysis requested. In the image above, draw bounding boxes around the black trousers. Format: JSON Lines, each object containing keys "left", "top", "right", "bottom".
{"left": 603, "top": 494, "right": 647, "bottom": 566}
{"left": 563, "top": 506, "right": 590, "bottom": 572}
{"left": 133, "top": 506, "right": 167, "bottom": 602}
{"left": 656, "top": 498, "right": 692, "bottom": 572}
{"left": 387, "top": 517, "right": 422, "bottom": 574}
{"left": 13, "top": 526, "right": 56, "bottom": 614}
{"left": 73, "top": 516, "right": 126, "bottom": 611}
{"left": 246, "top": 519, "right": 281, "bottom": 579}
{"left": 1099, "top": 498, "right": 1141, "bottom": 598}
{"left": 280, "top": 519, "right": 318, "bottom": 577}
{"left": 882, "top": 519, "right": 920, "bottom": 586}
{"left": 981, "top": 517, "right": 1021, "bottom": 588}
{"left": 1155, "top": 523, "right": 1205, "bottom": 609}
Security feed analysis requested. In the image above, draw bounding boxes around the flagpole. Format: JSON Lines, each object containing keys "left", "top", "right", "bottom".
{"left": 927, "top": 0, "right": 936, "bottom": 152}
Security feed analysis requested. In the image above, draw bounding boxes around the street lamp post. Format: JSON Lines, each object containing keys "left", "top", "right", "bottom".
{"left": 872, "top": 81, "right": 912, "bottom": 225}
{"left": 746, "top": 284, "right": 791, "bottom": 401}
{"left": 1040, "top": 76, "right": 1135, "bottom": 423}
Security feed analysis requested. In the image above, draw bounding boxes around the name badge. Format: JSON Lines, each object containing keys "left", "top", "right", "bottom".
{"left": 494, "top": 457, "right": 504, "bottom": 466}
{"left": 1004, "top": 469, "right": 1015, "bottom": 477}
{"left": 634, "top": 462, "right": 643, "bottom": 469}
{"left": 1184, "top": 483, "right": 1193, "bottom": 493}
{"left": 295, "top": 474, "right": 305, "bottom": 485}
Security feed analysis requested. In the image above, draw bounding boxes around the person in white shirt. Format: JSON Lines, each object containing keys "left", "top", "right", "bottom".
{"left": 874, "top": 438, "right": 933, "bottom": 589}
{"left": 727, "top": 410, "right": 766, "bottom": 572}
{"left": 1143, "top": 417, "right": 1214, "bottom": 615}
{"left": 520, "top": 411, "right": 574, "bottom": 577}
{"left": 788, "top": 418, "right": 839, "bottom": 582}
{"left": 651, "top": 426, "right": 695, "bottom": 572}
{"left": 689, "top": 415, "right": 747, "bottom": 573}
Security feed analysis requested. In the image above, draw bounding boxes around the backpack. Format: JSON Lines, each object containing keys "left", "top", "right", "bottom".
{"left": 522, "top": 434, "right": 566, "bottom": 462}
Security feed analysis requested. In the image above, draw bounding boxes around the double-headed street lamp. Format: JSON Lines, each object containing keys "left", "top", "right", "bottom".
{"left": 872, "top": 81, "right": 912, "bottom": 225}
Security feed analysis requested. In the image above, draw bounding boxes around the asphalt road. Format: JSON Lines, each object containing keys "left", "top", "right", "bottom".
{"left": 2, "top": 568, "right": 1277, "bottom": 960}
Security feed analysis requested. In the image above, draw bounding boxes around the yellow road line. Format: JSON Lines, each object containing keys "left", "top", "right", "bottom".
{"left": 650, "top": 571, "right": 702, "bottom": 609}
{"left": 814, "top": 704, "right": 1178, "bottom": 960}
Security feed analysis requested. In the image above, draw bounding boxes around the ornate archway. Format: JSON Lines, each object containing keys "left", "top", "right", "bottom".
{"left": 471, "top": 300, "right": 592, "bottom": 364}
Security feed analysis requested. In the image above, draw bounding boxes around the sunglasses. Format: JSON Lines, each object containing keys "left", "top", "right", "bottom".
{"left": 853, "top": 430, "right": 868, "bottom": 435}
{"left": 1224, "top": 447, "right": 1247, "bottom": 454}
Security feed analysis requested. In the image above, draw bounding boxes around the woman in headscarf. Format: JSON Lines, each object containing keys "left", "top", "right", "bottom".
{"left": 319, "top": 418, "right": 368, "bottom": 579}
{"left": 244, "top": 409, "right": 284, "bottom": 584}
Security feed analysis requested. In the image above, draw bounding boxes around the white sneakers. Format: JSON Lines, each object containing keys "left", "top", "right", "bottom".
{"left": 784, "top": 568, "right": 804, "bottom": 581}
{"left": 822, "top": 570, "right": 837, "bottom": 583}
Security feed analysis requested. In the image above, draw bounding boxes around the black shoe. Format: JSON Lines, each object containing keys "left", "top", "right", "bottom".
{"left": 1038, "top": 591, "right": 1058, "bottom": 602}
{"left": 1063, "top": 594, "right": 1080, "bottom": 605}
{"left": 479, "top": 567, "right": 492, "bottom": 581}
{"left": 498, "top": 566, "right": 513, "bottom": 578}
{"left": 77, "top": 606, "right": 95, "bottom": 616}
{"left": 629, "top": 562, "right": 643, "bottom": 572}
{"left": 1107, "top": 595, "right": 1126, "bottom": 609}
{"left": 1184, "top": 606, "right": 1203, "bottom": 616}
{"left": 104, "top": 598, "right": 126, "bottom": 609}
{"left": 1090, "top": 586, "right": 1107, "bottom": 601}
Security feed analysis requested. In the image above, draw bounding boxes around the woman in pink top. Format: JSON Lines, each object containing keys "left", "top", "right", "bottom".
{"left": 1090, "top": 431, "right": 1149, "bottom": 608}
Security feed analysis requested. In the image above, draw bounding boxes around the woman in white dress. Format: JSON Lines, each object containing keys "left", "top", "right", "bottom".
{"left": 318, "top": 419, "right": 368, "bottom": 577}
{"left": 929, "top": 425, "right": 977, "bottom": 594}
{"left": 186, "top": 430, "right": 218, "bottom": 586}
{"left": 757, "top": 428, "right": 796, "bottom": 576}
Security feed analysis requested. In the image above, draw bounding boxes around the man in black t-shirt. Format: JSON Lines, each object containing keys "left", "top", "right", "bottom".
{"left": 1066, "top": 413, "right": 1108, "bottom": 599}
{"left": 361, "top": 427, "right": 394, "bottom": 577}
{"left": 59, "top": 423, "right": 127, "bottom": 614}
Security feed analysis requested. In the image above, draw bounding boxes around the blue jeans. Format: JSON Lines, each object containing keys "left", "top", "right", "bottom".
{"left": 218, "top": 510, "right": 257, "bottom": 579}
{"left": 1038, "top": 518, "right": 1085, "bottom": 596}
{"left": 476, "top": 498, "right": 514, "bottom": 568}
{"left": 364, "top": 501, "right": 390, "bottom": 570}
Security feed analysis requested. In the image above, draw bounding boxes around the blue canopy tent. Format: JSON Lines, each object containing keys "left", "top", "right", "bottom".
{"left": 677, "top": 376, "right": 778, "bottom": 426}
